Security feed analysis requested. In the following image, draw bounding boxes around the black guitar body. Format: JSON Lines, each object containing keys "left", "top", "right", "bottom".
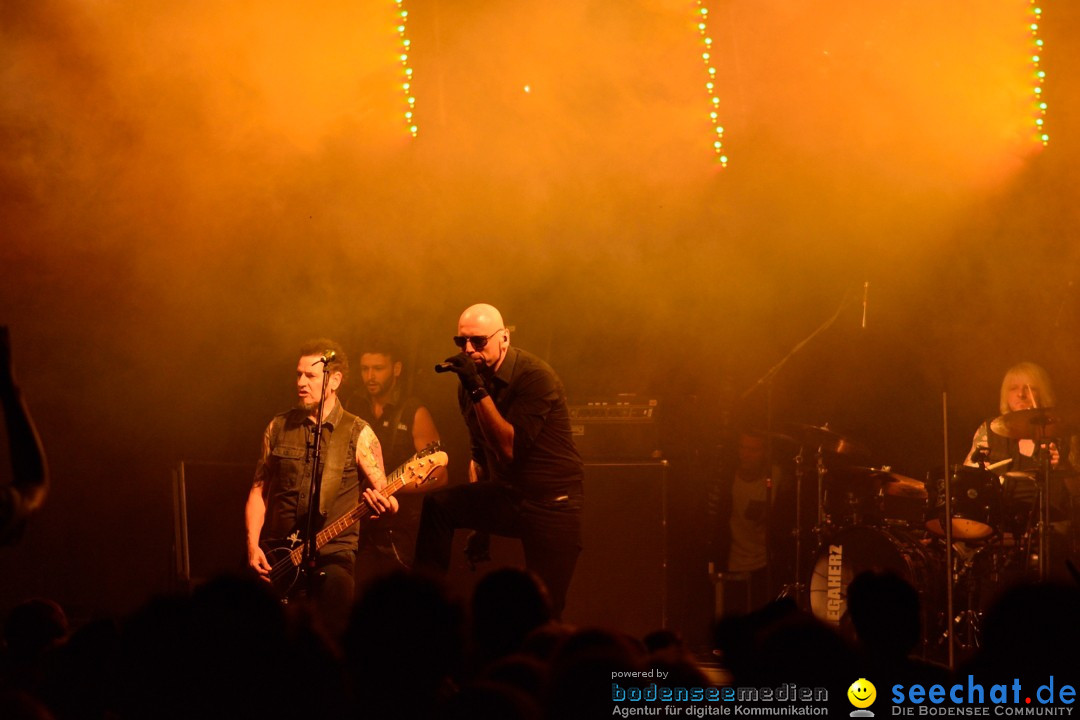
{"left": 262, "top": 537, "right": 305, "bottom": 600}
{"left": 256, "top": 444, "right": 447, "bottom": 602}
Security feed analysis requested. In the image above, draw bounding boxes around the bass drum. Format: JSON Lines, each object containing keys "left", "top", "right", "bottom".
{"left": 809, "top": 525, "right": 941, "bottom": 635}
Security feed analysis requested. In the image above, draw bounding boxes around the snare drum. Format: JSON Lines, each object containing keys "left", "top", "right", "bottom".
{"left": 925, "top": 465, "right": 1002, "bottom": 540}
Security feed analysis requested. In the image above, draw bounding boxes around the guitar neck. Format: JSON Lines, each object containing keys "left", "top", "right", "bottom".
{"left": 310, "top": 461, "right": 411, "bottom": 552}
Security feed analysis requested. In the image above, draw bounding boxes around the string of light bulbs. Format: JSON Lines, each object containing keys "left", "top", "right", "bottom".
{"left": 696, "top": 0, "right": 727, "bottom": 167}
{"left": 1029, "top": 1, "right": 1047, "bottom": 146}
{"left": 395, "top": 0, "right": 417, "bottom": 138}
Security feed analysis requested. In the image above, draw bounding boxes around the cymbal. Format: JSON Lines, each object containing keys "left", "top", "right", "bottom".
{"left": 831, "top": 466, "right": 928, "bottom": 498}
{"left": 882, "top": 476, "right": 928, "bottom": 500}
{"left": 782, "top": 422, "right": 870, "bottom": 457}
{"left": 990, "top": 407, "right": 1077, "bottom": 440}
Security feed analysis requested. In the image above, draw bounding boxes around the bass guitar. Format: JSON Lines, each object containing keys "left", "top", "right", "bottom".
{"left": 262, "top": 441, "right": 447, "bottom": 598}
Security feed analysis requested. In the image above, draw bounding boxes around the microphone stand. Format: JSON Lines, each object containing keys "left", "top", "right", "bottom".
{"left": 301, "top": 364, "right": 334, "bottom": 597}
{"left": 740, "top": 290, "right": 853, "bottom": 609}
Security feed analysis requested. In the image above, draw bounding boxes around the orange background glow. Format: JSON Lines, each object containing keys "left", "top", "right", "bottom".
{"left": 1, "top": 0, "right": 1077, "bottom": 625}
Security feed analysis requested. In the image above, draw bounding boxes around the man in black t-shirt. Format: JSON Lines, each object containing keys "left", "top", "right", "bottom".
{"left": 415, "top": 304, "right": 584, "bottom": 618}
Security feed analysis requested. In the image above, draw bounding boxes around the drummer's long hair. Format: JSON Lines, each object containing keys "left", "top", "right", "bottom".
{"left": 999, "top": 361, "right": 1055, "bottom": 413}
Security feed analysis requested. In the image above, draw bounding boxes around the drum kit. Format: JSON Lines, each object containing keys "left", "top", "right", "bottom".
{"left": 776, "top": 408, "right": 1078, "bottom": 661}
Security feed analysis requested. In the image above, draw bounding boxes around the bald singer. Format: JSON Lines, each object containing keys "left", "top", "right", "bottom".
{"left": 415, "top": 303, "right": 584, "bottom": 618}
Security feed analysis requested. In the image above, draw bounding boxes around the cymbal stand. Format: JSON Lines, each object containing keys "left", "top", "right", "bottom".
{"left": 954, "top": 547, "right": 983, "bottom": 652}
{"left": 816, "top": 445, "right": 828, "bottom": 527}
{"left": 1034, "top": 431, "right": 1054, "bottom": 582}
{"left": 783, "top": 443, "right": 807, "bottom": 605}
{"left": 739, "top": 289, "right": 854, "bottom": 610}
{"left": 941, "top": 391, "right": 956, "bottom": 670}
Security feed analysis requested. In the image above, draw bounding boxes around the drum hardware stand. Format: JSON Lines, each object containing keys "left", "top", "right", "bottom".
{"left": 764, "top": 381, "right": 775, "bottom": 598}
{"left": 787, "top": 444, "right": 806, "bottom": 604}
{"left": 941, "top": 391, "right": 957, "bottom": 670}
{"left": 780, "top": 440, "right": 829, "bottom": 607}
{"left": 811, "top": 444, "right": 836, "bottom": 558}
{"left": 952, "top": 546, "right": 983, "bottom": 653}
{"left": 1034, "top": 436, "right": 1054, "bottom": 582}
{"left": 816, "top": 446, "right": 828, "bottom": 527}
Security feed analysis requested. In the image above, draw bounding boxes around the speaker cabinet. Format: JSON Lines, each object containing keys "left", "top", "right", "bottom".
{"left": 172, "top": 461, "right": 252, "bottom": 588}
{"left": 562, "top": 460, "right": 668, "bottom": 638}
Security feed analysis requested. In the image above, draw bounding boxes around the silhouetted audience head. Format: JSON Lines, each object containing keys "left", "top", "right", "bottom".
{"left": 36, "top": 617, "right": 120, "bottom": 720}
{"left": 643, "top": 628, "right": 685, "bottom": 665}
{"left": 711, "top": 600, "right": 857, "bottom": 717}
{"left": 476, "top": 653, "right": 549, "bottom": 706}
{"left": 117, "top": 573, "right": 347, "bottom": 720}
{"left": 344, "top": 570, "right": 464, "bottom": 719}
{"left": 519, "top": 621, "right": 573, "bottom": 663}
{"left": 712, "top": 596, "right": 799, "bottom": 681}
{"left": 966, "top": 581, "right": 1080, "bottom": 681}
{"left": 643, "top": 628, "right": 711, "bottom": 688}
{"left": 3, "top": 598, "right": 68, "bottom": 664}
{"left": 757, "top": 613, "right": 857, "bottom": 685}
{"left": 471, "top": 567, "right": 552, "bottom": 668}
{"left": 847, "top": 569, "right": 921, "bottom": 658}
{"left": 643, "top": 628, "right": 681, "bottom": 655}
{"left": 547, "top": 627, "right": 647, "bottom": 720}
{"left": 440, "top": 680, "right": 542, "bottom": 720}
{"left": 2, "top": 598, "right": 68, "bottom": 698}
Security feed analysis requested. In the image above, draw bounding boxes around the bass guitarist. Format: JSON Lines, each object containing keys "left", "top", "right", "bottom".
{"left": 245, "top": 339, "right": 396, "bottom": 640}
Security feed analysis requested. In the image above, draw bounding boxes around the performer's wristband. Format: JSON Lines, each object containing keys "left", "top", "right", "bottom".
{"left": 469, "top": 386, "right": 489, "bottom": 403}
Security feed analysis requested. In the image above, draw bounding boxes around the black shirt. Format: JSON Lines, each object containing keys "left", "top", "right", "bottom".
{"left": 356, "top": 387, "right": 422, "bottom": 474}
{"left": 356, "top": 389, "right": 425, "bottom": 526}
{"left": 459, "top": 346, "right": 584, "bottom": 498}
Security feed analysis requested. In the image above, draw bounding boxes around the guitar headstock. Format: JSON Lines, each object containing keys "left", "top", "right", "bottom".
{"left": 401, "top": 443, "right": 448, "bottom": 488}
{"left": 417, "top": 441, "right": 443, "bottom": 458}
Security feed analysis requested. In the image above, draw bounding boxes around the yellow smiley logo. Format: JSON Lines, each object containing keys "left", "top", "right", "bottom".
{"left": 847, "top": 678, "right": 876, "bottom": 709}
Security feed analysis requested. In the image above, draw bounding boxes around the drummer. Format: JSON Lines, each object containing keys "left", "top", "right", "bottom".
{"left": 964, "top": 362, "right": 1071, "bottom": 471}
{"left": 963, "top": 361, "right": 1077, "bottom": 533}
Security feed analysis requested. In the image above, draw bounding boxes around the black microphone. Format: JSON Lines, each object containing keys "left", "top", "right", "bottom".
{"left": 861, "top": 281, "right": 869, "bottom": 329}
{"left": 434, "top": 362, "right": 454, "bottom": 373}
{"left": 316, "top": 350, "right": 336, "bottom": 365}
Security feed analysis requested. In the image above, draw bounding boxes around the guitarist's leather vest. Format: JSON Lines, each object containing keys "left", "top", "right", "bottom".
{"left": 263, "top": 403, "right": 367, "bottom": 557}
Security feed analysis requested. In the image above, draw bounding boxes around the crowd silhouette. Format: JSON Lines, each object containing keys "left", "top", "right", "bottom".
{"left": 2, "top": 562, "right": 1078, "bottom": 720}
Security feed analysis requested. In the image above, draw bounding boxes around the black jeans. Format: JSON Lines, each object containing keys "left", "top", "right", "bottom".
{"left": 308, "top": 551, "right": 356, "bottom": 642}
{"left": 414, "top": 482, "right": 583, "bottom": 618}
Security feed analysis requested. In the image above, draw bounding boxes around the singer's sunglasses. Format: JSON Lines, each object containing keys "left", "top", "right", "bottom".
{"left": 453, "top": 330, "right": 504, "bottom": 351}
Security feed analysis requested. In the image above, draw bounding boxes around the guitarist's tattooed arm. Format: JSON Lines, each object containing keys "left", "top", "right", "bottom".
{"left": 357, "top": 424, "right": 397, "bottom": 516}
